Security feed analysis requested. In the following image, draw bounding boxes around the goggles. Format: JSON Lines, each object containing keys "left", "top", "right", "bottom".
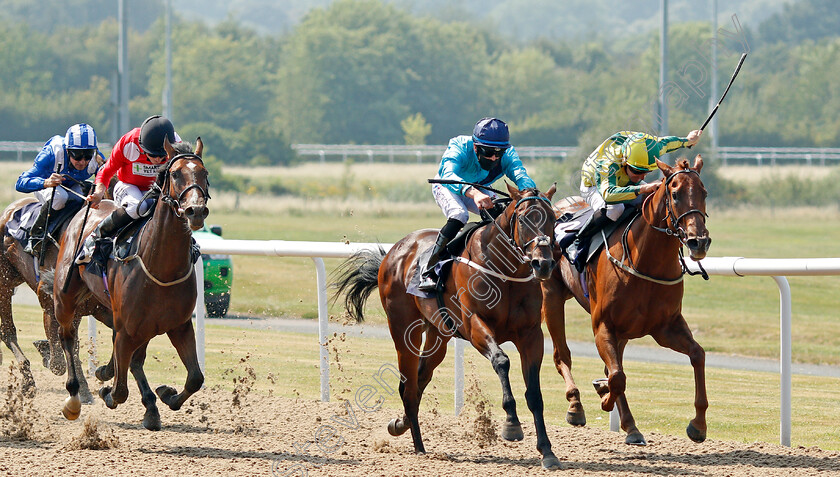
{"left": 476, "top": 145, "right": 507, "bottom": 158}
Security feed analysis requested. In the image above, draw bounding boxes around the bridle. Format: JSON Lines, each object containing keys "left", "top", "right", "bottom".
{"left": 605, "top": 166, "right": 710, "bottom": 284}
{"left": 482, "top": 194, "right": 554, "bottom": 263}
{"left": 154, "top": 153, "right": 211, "bottom": 218}
{"left": 645, "top": 167, "right": 708, "bottom": 246}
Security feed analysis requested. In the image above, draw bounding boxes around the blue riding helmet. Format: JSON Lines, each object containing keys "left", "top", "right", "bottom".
{"left": 64, "top": 123, "right": 98, "bottom": 150}
{"left": 472, "top": 117, "right": 510, "bottom": 148}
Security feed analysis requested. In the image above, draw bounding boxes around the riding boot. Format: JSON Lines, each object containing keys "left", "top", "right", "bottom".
{"left": 571, "top": 210, "right": 611, "bottom": 272}
{"left": 75, "top": 208, "right": 133, "bottom": 265}
{"left": 417, "top": 219, "right": 463, "bottom": 291}
{"left": 24, "top": 204, "right": 52, "bottom": 255}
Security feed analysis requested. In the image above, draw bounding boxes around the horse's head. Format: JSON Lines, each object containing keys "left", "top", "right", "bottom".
{"left": 649, "top": 155, "right": 711, "bottom": 260}
{"left": 160, "top": 137, "right": 210, "bottom": 231}
{"left": 504, "top": 182, "right": 557, "bottom": 280}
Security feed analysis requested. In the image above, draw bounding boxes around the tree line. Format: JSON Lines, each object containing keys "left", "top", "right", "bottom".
{"left": 1, "top": 0, "right": 838, "bottom": 170}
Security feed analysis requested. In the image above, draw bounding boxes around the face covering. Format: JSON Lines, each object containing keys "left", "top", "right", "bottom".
{"left": 478, "top": 156, "right": 496, "bottom": 171}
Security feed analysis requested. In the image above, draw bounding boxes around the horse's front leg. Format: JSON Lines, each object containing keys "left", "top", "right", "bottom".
{"left": 99, "top": 329, "right": 140, "bottom": 409}
{"left": 156, "top": 320, "right": 204, "bottom": 411}
{"left": 471, "top": 323, "right": 522, "bottom": 442}
{"left": 517, "top": 326, "right": 562, "bottom": 470}
{"left": 652, "top": 315, "right": 708, "bottom": 443}
{"left": 129, "top": 343, "right": 161, "bottom": 431}
{"left": 592, "top": 324, "right": 645, "bottom": 445}
{"left": 542, "top": 278, "right": 585, "bottom": 426}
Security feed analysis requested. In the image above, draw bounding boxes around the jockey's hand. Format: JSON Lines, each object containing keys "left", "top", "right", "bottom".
{"left": 86, "top": 183, "right": 107, "bottom": 209}
{"left": 685, "top": 129, "right": 702, "bottom": 147}
{"left": 639, "top": 181, "right": 661, "bottom": 196}
{"left": 466, "top": 187, "right": 493, "bottom": 209}
{"left": 43, "top": 173, "right": 64, "bottom": 188}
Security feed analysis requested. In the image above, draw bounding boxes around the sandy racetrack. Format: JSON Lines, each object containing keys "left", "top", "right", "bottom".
{"left": 1, "top": 364, "right": 839, "bottom": 476}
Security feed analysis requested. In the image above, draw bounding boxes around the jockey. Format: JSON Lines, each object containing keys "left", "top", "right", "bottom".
{"left": 575, "top": 129, "right": 702, "bottom": 244}
{"left": 75, "top": 115, "right": 181, "bottom": 264}
{"left": 418, "top": 117, "right": 537, "bottom": 291}
{"left": 15, "top": 123, "right": 103, "bottom": 255}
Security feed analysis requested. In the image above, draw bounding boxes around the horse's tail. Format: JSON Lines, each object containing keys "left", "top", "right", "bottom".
{"left": 330, "top": 246, "right": 386, "bottom": 323}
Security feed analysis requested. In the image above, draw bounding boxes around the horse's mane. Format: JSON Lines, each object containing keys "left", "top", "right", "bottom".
{"left": 154, "top": 141, "right": 195, "bottom": 187}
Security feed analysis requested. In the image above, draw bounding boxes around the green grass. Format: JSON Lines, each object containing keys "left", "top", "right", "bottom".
{"left": 8, "top": 304, "right": 840, "bottom": 451}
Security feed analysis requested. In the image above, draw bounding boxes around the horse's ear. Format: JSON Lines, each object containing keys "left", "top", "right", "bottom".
{"left": 692, "top": 154, "right": 703, "bottom": 173}
{"left": 656, "top": 158, "right": 673, "bottom": 178}
{"left": 164, "top": 136, "right": 175, "bottom": 158}
{"left": 545, "top": 182, "right": 557, "bottom": 201}
{"left": 505, "top": 181, "right": 521, "bottom": 200}
{"left": 195, "top": 137, "right": 203, "bottom": 157}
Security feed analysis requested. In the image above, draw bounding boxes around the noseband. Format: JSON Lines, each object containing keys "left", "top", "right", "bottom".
{"left": 646, "top": 168, "right": 708, "bottom": 246}
{"left": 158, "top": 153, "right": 211, "bottom": 218}
{"left": 484, "top": 195, "right": 554, "bottom": 263}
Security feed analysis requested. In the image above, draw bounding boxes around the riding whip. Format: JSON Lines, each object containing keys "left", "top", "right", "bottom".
{"left": 699, "top": 53, "right": 747, "bottom": 133}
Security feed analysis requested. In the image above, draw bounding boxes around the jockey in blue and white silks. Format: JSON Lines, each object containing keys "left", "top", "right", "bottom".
{"left": 15, "top": 123, "right": 103, "bottom": 254}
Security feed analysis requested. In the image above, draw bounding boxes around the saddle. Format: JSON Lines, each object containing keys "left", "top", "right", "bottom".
{"left": 552, "top": 196, "right": 636, "bottom": 271}
{"left": 6, "top": 200, "right": 85, "bottom": 255}
{"left": 85, "top": 215, "right": 202, "bottom": 280}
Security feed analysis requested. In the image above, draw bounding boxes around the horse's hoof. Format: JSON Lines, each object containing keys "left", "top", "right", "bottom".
{"left": 143, "top": 411, "right": 162, "bottom": 431}
{"left": 99, "top": 386, "right": 117, "bottom": 409}
{"left": 387, "top": 418, "right": 408, "bottom": 436}
{"left": 33, "top": 340, "right": 50, "bottom": 368}
{"left": 592, "top": 378, "right": 609, "bottom": 397}
{"left": 541, "top": 454, "right": 563, "bottom": 470}
{"left": 625, "top": 431, "right": 647, "bottom": 446}
{"left": 686, "top": 422, "right": 706, "bottom": 443}
{"left": 155, "top": 385, "right": 178, "bottom": 408}
{"left": 62, "top": 395, "right": 81, "bottom": 420}
{"left": 501, "top": 421, "right": 524, "bottom": 441}
{"left": 566, "top": 410, "right": 586, "bottom": 427}
{"left": 95, "top": 365, "right": 111, "bottom": 381}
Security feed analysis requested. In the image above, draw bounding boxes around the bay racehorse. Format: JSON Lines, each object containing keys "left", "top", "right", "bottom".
{"left": 334, "top": 183, "right": 564, "bottom": 470}
{"left": 543, "top": 156, "right": 711, "bottom": 445}
{"left": 53, "top": 137, "right": 209, "bottom": 429}
{"left": 0, "top": 195, "right": 111, "bottom": 402}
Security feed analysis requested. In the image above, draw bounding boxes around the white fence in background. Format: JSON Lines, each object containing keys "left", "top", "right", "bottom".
{"left": 78, "top": 238, "right": 840, "bottom": 447}
{"left": 291, "top": 144, "right": 577, "bottom": 163}
{"left": 717, "top": 147, "right": 840, "bottom": 166}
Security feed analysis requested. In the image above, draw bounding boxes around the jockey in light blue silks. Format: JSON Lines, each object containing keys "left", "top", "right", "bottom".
{"left": 419, "top": 117, "right": 538, "bottom": 291}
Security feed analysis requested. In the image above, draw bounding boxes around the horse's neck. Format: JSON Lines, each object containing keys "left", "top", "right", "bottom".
{"left": 138, "top": 205, "right": 192, "bottom": 270}
{"left": 470, "top": 212, "right": 529, "bottom": 276}
{"left": 628, "top": 195, "right": 682, "bottom": 272}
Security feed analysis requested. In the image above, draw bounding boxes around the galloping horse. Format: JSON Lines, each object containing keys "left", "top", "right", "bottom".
{"left": 334, "top": 183, "right": 564, "bottom": 470}
{"left": 0, "top": 196, "right": 111, "bottom": 401}
{"left": 543, "top": 156, "right": 711, "bottom": 445}
{"left": 53, "top": 138, "right": 209, "bottom": 429}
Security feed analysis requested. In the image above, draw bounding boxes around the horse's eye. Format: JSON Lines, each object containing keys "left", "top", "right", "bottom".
{"left": 671, "top": 191, "right": 679, "bottom": 201}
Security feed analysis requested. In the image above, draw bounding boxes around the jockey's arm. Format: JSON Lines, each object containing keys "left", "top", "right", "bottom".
{"left": 464, "top": 186, "right": 493, "bottom": 209}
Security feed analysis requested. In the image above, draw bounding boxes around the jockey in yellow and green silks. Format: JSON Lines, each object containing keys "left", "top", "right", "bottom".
{"left": 581, "top": 130, "right": 702, "bottom": 217}
{"left": 575, "top": 129, "right": 702, "bottom": 242}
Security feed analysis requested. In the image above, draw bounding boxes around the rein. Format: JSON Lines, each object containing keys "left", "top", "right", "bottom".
{"left": 116, "top": 153, "right": 208, "bottom": 287}
{"left": 481, "top": 195, "right": 553, "bottom": 265}
{"left": 606, "top": 167, "right": 710, "bottom": 284}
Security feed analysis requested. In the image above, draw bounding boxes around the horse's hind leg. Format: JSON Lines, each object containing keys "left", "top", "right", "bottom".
{"left": 542, "top": 281, "right": 585, "bottom": 426}
{"left": 56, "top": 303, "right": 83, "bottom": 419}
{"left": 652, "top": 315, "right": 708, "bottom": 443}
{"left": 129, "top": 343, "right": 161, "bottom": 431}
{"left": 38, "top": 307, "right": 67, "bottom": 375}
{"left": 516, "top": 326, "right": 561, "bottom": 470}
{"left": 67, "top": 315, "right": 94, "bottom": 404}
{"left": 0, "top": 289, "right": 35, "bottom": 395}
{"left": 99, "top": 330, "right": 141, "bottom": 409}
{"left": 388, "top": 325, "right": 448, "bottom": 438}
{"left": 156, "top": 320, "right": 204, "bottom": 411}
